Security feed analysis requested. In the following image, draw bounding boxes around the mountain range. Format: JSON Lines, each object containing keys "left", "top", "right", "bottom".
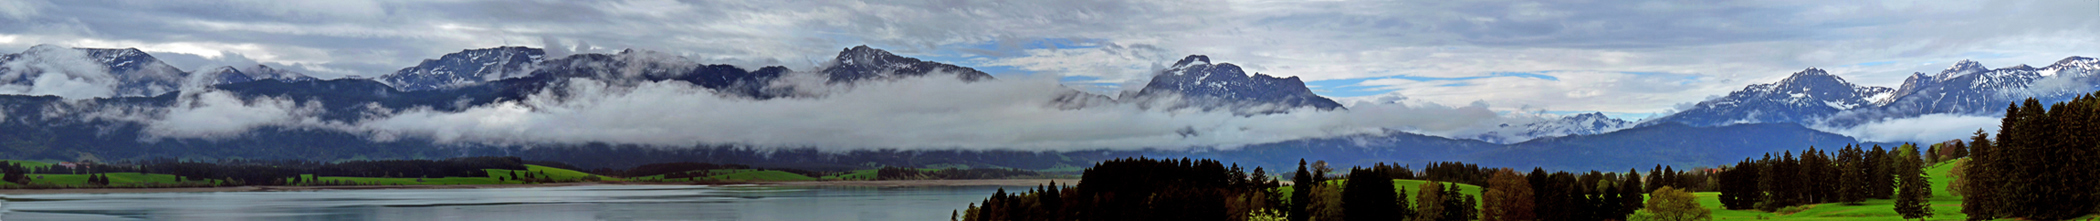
{"left": 0, "top": 44, "right": 2075, "bottom": 171}
{"left": 1647, "top": 57, "right": 2100, "bottom": 129}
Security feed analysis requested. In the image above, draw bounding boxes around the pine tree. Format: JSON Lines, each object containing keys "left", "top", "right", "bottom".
{"left": 1648, "top": 165, "right": 1663, "bottom": 193}
{"left": 1867, "top": 145, "right": 1893, "bottom": 199}
{"left": 1342, "top": 167, "right": 1397, "bottom": 221}
{"left": 1526, "top": 168, "right": 1551, "bottom": 220}
{"left": 1950, "top": 141, "right": 1969, "bottom": 160}
{"left": 1924, "top": 145, "right": 1941, "bottom": 165}
{"left": 1961, "top": 129, "right": 1997, "bottom": 221}
{"left": 1838, "top": 144, "right": 1866, "bottom": 204}
{"left": 1756, "top": 153, "right": 1780, "bottom": 211}
{"left": 1892, "top": 145, "right": 1932, "bottom": 221}
{"left": 1602, "top": 181, "right": 1625, "bottom": 220}
{"left": 1620, "top": 169, "right": 1644, "bottom": 215}
{"left": 1415, "top": 181, "right": 1446, "bottom": 221}
{"left": 1290, "top": 159, "right": 1312, "bottom": 221}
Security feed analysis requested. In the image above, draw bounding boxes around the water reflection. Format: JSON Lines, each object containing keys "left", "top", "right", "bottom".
{"left": 0, "top": 185, "right": 1010, "bottom": 221}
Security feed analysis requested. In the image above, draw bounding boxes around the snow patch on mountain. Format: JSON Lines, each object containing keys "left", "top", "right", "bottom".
{"left": 1117, "top": 55, "right": 1344, "bottom": 115}
{"left": 1470, "top": 112, "right": 1634, "bottom": 144}
{"left": 0, "top": 45, "right": 189, "bottom": 99}
{"left": 378, "top": 46, "right": 545, "bottom": 91}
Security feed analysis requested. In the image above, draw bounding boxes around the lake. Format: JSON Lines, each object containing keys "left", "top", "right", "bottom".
{"left": 0, "top": 184, "right": 1014, "bottom": 221}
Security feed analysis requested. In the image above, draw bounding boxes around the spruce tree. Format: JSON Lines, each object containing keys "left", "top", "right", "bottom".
{"left": 1867, "top": 145, "right": 1893, "bottom": 199}
{"left": 1838, "top": 145, "right": 1866, "bottom": 204}
{"left": 1290, "top": 159, "right": 1312, "bottom": 221}
{"left": 1924, "top": 145, "right": 1940, "bottom": 165}
{"left": 1893, "top": 145, "right": 1932, "bottom": 221}
{"left": 1602, "top": 181, "right": 1625, "bottom": 220}
{"left": 1526, "top": 168, "right": 1550, "bottom": 219}
{"left": 1342, "top": 167, "right": 1397, "bottom": 221}
{"left": 1756, "top": 153, "right": 1780, "bottom": 211}
{"left": 1620, "top": 169, "right": 1644, "bottom": 215}
{"left": 1961, "top": 129, "right": 1997, "bottom": 221}
{"left": 1648, "top": 165, "right": 1663, "bottom": 193}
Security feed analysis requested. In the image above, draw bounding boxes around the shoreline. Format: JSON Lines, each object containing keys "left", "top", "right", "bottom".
{"left": 0, "top": 179, "right": 1078, "bottom": 195}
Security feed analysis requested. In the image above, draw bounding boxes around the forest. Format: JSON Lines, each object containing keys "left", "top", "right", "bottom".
{"left": 957, "top": 94, "right": 2100, "bottom": 220}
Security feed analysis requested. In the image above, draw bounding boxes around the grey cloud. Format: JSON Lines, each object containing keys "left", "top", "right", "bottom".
{"left": 96, "top": 71, "right": 1524, "bottom": 150}
{"left": 0, "top": 0, "right": 46, "bottom": 21}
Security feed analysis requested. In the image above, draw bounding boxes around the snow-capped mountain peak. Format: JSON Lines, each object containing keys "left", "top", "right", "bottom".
{"left": 2050, "top": 56, "right": 2099, "bottom": 70}
{"left": 1658, "top": 56, "right": 2100, "bottom": 128}
{"left": 1473, "top": 112, "right": 1634, "bottom": 144}
{"left": 820, "top": 45, "right": 994, "bottom": 83}
{"left": 1643, "top": 68, "right": 1888, "bottom": 126}
{"left": 1941, "top": 59, "right": 1988, "bottom": 77}
{"left": 0, "top": 45, "right": 188, "bottom": 98}
{"left": 378, "top": 46, "right": 546, "bottom": 91}
{"left": 1121, "top": 55, "right": 1343, "bottom": 115}
{"left": 197, "top": 64, "right": 317, "bottom": 85}
{"left": 1171, "top": 55, "right": 1212, "bottom": 68}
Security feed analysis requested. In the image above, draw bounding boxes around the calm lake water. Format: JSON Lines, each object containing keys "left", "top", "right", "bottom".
{"left": 0, "top": 185, "right": 1012, "bottom": 221}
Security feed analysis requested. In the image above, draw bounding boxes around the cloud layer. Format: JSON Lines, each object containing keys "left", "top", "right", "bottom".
{"left": 88, "top": 71, "right": 1536, "bottom": 150}
{"left": 1817, "top": 114, "right": 2001, "bottom": 144}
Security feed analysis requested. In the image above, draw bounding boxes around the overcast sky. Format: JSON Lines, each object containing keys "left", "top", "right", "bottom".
{"left": 1, "top": 0, "right": 2095, "bottom": 120}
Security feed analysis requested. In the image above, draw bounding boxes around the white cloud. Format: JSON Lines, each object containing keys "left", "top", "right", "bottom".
{"left": 1817, "top": 114, "right": 2000, "bottom": 144}
{"left": 0, "top": 45, "right": 117, "bottom": 99}
{"left": 317, "top": 74, "right": 1515, "bottom": 150}
{"left": 143, "top": 91, "right": 335, "bottom": 139}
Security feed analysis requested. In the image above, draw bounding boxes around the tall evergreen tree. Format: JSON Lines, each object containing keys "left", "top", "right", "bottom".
{"left": 1620, "top": 169, "right": 1644, "bottom": 216}
{"left": 1415, "top": 181, "right": 1447, "bottom": 221}
{"left": 1526, "top": 168, "right": 1551, "bottom": 220}
{"left": 1838, "top": 144, "right": 1867, "bottom": 204}
{"left": 1291, "top": 159, "right": 1313, "bottom": 221}
{"left": 1893, "top": 145, "right": 1932, "bottom": 221}
{"left": 1342, "top": 167, "right": 1397, "bottom": 221}
{"left": 1867, "top": 145, "right": 1893, "bottom": 199}
{"left": 1601, "top": 180, "right": 1626, "bottom": 221}
{"left": 1647, "top": 165, "right": 1663, "bottom": 193}
{"left": 1961, "top": 129, "right": 1998, "bottom": 221}
{"left": 1755, "top": 153, "right": 1781, "bottom": 211}
{"left": 1925, "top": 145, "right": 1941, "bottom": 165}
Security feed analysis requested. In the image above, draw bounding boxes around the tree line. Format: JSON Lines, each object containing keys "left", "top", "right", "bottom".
{"left": 1958, "top": 96, "right": 2100, "bottom": 220}
{"left": 1712, "top": 143, "right": 1935, "bottom": 219}
{"left": 956, "top": 157, "right": 1727, "bottom": 221}
{"left": 960, "top": 157, "right": 1280, "bottom": 221}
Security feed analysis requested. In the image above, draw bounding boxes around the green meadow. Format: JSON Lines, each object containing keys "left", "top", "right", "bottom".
{"left": 627, "top": 169, "right": 818, "bottom": 182}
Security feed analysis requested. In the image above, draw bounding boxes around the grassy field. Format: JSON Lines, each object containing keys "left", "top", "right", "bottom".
{"left": 1, "top": 160, "right": 54, "bottom": 168}
{"left": 304, "top": 164, "right": 621, "bottom": 185}
{"left": 627, "top": 169, "right": 818, "bottom": 182}
{"left": 1, "top": 172, "right": 204, "bottom": 187}
{"left": 820, "top": 169, "right": 878, "bottom": 180}
{"left": 1268, "top": 160, "right": 2095, "bottom": 220}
